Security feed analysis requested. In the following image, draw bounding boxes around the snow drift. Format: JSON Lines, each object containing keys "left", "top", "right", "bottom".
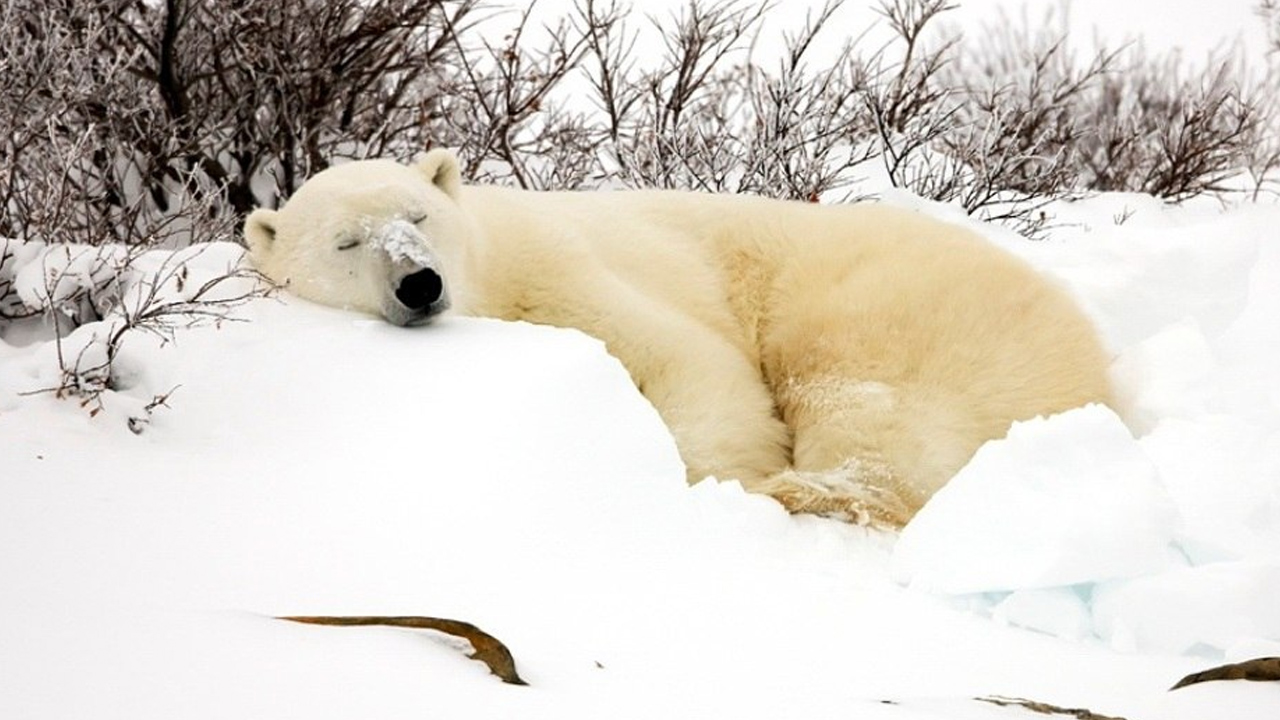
{"left": 2, "top": 194, "right": 1279, "bottom": 719}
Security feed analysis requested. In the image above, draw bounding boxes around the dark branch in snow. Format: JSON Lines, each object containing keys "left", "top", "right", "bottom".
{"left": 1170, "top": 656, "right": 1280, "bottom": 690}
{"left": 977, "top": 696, "right": 1129, "bottom": 720}
{"left": 280, "top": 615, "right": 528, "bottom": 686}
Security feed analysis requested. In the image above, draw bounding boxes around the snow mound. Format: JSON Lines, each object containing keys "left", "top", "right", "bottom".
{"left": 891, "top": 201, "right": 1280, "bottom": 658}
{"left": 4, "top": 184, "right": 1280, "bottom": 717}
{"left": 1093, "top": 562, "right": 1280, "bottom": 655}
{"left": 893, "top": 405, "right": 1181, "bottom": 595}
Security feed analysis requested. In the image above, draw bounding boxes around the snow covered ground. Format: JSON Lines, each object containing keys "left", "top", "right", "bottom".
{"left": 4, "top": 2, "right": 1279, "bottom": 718}
{"left": 2, "top": 182, "right": 1278, "bottom": 719}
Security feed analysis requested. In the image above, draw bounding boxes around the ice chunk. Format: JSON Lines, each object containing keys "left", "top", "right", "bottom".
{"left": 1140, "top": 416, "right": 1280, "bottom": 564}
{"left": 893, "top": 405, "right": 1180, "bottom": 594}
{"left": 992, "top": 587, "right": 1094, "bottom": 641}
{"left": 1092, "top": 562, "right": 1280, "bottom": 655}
{"left": 1110, "top": 319, "right": 1217, "bottom": 435}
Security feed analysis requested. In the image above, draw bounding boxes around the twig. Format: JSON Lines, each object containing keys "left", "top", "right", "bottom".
{"left": 1170, "top": 656, "right": 1280, "bottom": 690}
{"left": 977, "top": 696, "right": 1128, "bottom": 720}
{"left": 280, "top": 615, "right": 528, "bottom": 686}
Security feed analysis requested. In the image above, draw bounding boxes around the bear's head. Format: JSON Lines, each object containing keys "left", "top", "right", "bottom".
{"left": 244, "top": 149, "right": 476, "bottom": 326}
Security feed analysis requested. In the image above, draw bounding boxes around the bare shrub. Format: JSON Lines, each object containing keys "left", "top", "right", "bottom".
{"left": 1260, "top": 0, "right": 1280, "bottom": 55}
{"left": 908, "top": 6, "right": 1117, "bottom": 234}
{"left": 1080, "top": 48, "right": 1278, "bottom": 201}
{"left": 430, "top": 0, "right": 876, "bottom": 201}
{"left": 861, "top": 1, "right": 1085, "bottom": 236}
{"left": 578, "top": 0, "right": 878, "bottom": 200}
{"left": 865, "top": 1, "right": 1280, "bottom": 230}
{"left": 3, "top": 238, "right": 266, "bottom": 420}
{"left": 432, "top": 1, "right": 608, "bottom": 189}
{"left": 951, "top": 12, "right": 1113, "bottom": 185}
{"left": 597, "top": 0, "right": 773, "bottom": 192}
{"left": 7, "top": 0, "right": 1276, "bottom": 249}
{"left": 1, "top": 0, "right": 478, "bottom": 242}
{"left": 0, "top": 2, "right": 159, "bottom": 247}
{"left": 703, "top": 0, "right": 877, "bottom": 200}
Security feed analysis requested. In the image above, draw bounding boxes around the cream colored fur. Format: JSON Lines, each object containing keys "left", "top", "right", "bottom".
{"left": 245, "top": 150, "right": 1112, "bottom": 527}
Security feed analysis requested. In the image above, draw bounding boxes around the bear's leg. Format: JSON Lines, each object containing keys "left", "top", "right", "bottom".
{"left": 756, "top": 344, "right": 980, "bottom": 527}
{"left": 539, "top": 272, "right": 792, "bottom": 486}
{"left": 640, "top": 336, "right": 793, "bottom": 485}
{"left": 738, "top": 468, "right": 915, "bottom": 527}
{"left": 737, "top": 378, "right": 957, "bottom": 527}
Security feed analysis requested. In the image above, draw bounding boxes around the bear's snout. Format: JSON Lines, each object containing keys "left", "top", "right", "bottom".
{"left": 395, "top": 268, "right": 445, "bottom": 311}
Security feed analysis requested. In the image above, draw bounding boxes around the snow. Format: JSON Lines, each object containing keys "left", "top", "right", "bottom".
{"left": 892, "top": 405, "right": 1183, "bottom": 595}
{"left": 12, "top": 243, "right": 128, "bottom": 320}
{"left": 886, "top": 192, "right": 1280, "bottom": 669}
{"left": 4, "top": 189, "right": 1278, "bottom": 719}
{"left": 4, "top": 2, "right": 1280, "bottom": 717}
{"left": 1092, "top": 562, "right": 1280, "bottom": 656}
{"left": 371, "top": 218, "right": 439, "bottom": 268}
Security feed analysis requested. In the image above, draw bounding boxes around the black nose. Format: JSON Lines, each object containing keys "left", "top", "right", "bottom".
{"left": 395, "top": 268, "right": 444, "bottom": 310}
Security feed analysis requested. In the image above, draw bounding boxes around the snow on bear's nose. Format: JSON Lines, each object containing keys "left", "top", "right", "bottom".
{"left": 373, "top": 219, "right": 436, "bottom": 268}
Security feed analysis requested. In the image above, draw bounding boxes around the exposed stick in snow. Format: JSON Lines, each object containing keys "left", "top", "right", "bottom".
{"left": 1169, "top": 656, "right": 1280, "bottom": 691}
{"left": 976, "top": 696, "right": 1129, "bottom": 720}
{"left": 279, "top": 615, "right": 528, "bottom": 686}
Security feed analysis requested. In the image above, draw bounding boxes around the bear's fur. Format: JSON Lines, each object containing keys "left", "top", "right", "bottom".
{"left": 244, "top": 150, "right": 1112, "bottom": 526}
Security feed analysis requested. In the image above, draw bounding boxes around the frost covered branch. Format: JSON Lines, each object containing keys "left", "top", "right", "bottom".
{"left": 4, "top": 0, "right": 1277, "bottom": 249}
{"left": 1079, "top": 47, "right": 1279, "bottom": 201}
{"left": 3, "top": 240, "right": 269, "bottom": 420}
{"left": 435, "top": 0, "right": 604, "bottom": 188}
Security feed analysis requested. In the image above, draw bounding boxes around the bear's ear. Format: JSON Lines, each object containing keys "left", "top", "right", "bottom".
{"left": 415, "top": 148, "right": 462, "bottom": 198}
{"left": 243, "top": 208, "right": 279, "bottom": 257}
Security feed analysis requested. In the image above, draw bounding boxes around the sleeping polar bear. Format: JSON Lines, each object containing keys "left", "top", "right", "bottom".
{"left": 244, "top": 149, "right": 1112, "bottom": 527}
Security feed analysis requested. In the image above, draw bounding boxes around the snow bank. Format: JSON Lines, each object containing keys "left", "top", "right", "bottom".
{"left": 10, "top": 295, "right": 1171, "bottom": 720}
{"left": 893, "top": 404, "right": 1181, "bottom": 595}
{"left": 892, "top": 198, "right": 1280, "bottom": 658}
{"left": 3, "top": 194, "right": 1279, "bottom": 718}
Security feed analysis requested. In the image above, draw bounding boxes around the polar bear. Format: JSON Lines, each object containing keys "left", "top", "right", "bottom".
{"left": 244, "top": 149, "right": 1112, "bottom": 527}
